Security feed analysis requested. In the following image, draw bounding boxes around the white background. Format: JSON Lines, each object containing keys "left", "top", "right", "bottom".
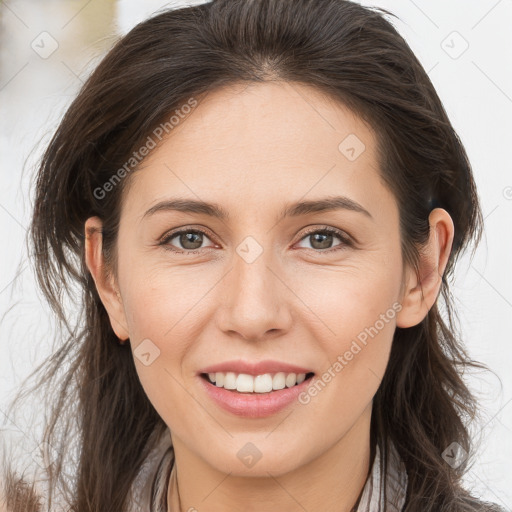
{"left": 0, "top": 0, "right": 511, "bottom": 508}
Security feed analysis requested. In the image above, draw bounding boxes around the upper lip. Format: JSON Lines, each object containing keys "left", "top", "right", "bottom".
{"left": 198, "top": 359, "right": 314, "bottom": 376}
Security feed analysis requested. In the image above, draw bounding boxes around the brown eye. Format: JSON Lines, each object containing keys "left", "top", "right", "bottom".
{"left": 161, "top": 229, "right": 215, "bottom": 252}
{"left": 296, "top": 227, "right": 352, "bottom": 252}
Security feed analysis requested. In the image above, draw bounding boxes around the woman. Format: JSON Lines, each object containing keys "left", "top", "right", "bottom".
{"left": 0, "top": 0, "right": 506, "bottom": 510}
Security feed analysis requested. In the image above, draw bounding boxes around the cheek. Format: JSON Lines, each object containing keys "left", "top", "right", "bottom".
{"left": 300, "top": 253, "right": 401, "bottom": 341}
{"left": 121, "top": 267, "right": 199, "bottom": 422}
{"left": 117, "top": 261, "right": 218, "bottom": 403}
{"left": 121, "top": 264, "right": 220, "bottom": 342}
{"left": 298, "top": 275, "right": 399, "bottom": 435}
{"left": 297, "top": 254, "right": 401, "bottom": 398}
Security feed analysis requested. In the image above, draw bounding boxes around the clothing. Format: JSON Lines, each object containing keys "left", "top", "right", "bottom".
{"left": 127, "top": 427, "right": 408, "bottom": 512}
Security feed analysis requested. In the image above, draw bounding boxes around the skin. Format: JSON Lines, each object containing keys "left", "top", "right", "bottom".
{"left": 85, "top": 81, "right": 454, "bottom": 512}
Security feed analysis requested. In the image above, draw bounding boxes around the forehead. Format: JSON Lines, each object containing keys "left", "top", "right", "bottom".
{"left": 121, "top": 81, "right": 393, "bottom": 224}
{"left": 154, "top": 81, "right": 376, "bottom": 167}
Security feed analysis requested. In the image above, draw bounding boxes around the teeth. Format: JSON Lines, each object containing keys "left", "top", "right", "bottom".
{"left": 205, "top": 371, "right": 308, "bottom": 393}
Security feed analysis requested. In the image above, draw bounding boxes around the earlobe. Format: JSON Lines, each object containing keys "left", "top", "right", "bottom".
{"left": 84, "top": 216, "right": 130, "bottom": 341}
{"left": 395, "top": 208, "right": 454, "bottom": 328}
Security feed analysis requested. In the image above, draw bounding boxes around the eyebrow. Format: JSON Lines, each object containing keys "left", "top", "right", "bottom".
{"left": 142, "top": 196, "right": 373, "bottom": 221}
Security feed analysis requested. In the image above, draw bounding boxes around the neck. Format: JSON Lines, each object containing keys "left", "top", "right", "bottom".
{"left": 168, "top": 404, "right": 373, "bottom": 512}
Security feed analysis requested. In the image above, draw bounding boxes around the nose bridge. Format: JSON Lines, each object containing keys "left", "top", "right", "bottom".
{"left": 216, "top": 232, "right": 291, "bottom": 339}
{"left": 236, "top": 237, "right": 273, "bottom": 296}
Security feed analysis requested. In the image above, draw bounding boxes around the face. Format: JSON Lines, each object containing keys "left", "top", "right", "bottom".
{"left": 87, "top": 81, "right": 433, "bottom": 477}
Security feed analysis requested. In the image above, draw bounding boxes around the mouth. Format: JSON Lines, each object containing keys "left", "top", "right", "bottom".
{"left": 199, "top": 371, "right": 315, "bottom": 394}
{"left": 198, "top": 370, "right": 316, "bottom": 418}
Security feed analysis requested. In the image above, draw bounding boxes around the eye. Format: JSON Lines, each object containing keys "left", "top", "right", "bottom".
{"left": 160, "top": 228, "right": 215, "bottom": 253}
{"left": 295, "top": 227, "right": 352, "bottom": 253}
{"left": 159, "top": 226, "right": 353, "bottom": 255}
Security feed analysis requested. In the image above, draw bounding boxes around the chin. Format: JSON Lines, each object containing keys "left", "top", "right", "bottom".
{"left": 202, "top": 443, "right": 308, "bottom": 478}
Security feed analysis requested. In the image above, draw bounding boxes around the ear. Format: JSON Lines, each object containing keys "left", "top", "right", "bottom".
{"left": 395, "top": 208, "right": 454, "bottom": 328}
{"left": 84, "top": 216, "right": 129, "bottom": 341}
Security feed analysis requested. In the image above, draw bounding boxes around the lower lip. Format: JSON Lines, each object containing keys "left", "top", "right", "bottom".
{"left": 198, "top": 374, "right": 315, "bottom": 418}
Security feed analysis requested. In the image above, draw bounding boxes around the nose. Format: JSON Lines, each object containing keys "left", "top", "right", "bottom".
{"left": 215, "top": 243, "right": 293, "bottom": 342}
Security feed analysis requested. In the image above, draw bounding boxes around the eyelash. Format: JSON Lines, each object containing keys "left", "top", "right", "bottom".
{"left": 159, "top": 226, "right": 353, "bottom": 255}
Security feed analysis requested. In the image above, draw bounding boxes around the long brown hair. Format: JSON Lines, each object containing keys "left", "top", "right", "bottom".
{"left": 1, "top": 0, "right": 505, "bottom": 510}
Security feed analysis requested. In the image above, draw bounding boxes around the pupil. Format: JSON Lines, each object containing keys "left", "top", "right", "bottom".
{"left": 181, "top": 232, "right": 202, "bottom": 249}
{"left": 312, "top": 233, "right": 332, "bottom": 250}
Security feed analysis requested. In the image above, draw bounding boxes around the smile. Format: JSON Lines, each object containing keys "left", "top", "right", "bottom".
{"left": 201, "top": 371, "right": 314, "bottom": 393}
{"left": 198, "top": 372, "right": 316, "bottom": 418}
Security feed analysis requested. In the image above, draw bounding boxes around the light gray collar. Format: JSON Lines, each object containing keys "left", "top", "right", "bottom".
{"left": 357, "top": 441, "right": 408, "bottom": 511}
